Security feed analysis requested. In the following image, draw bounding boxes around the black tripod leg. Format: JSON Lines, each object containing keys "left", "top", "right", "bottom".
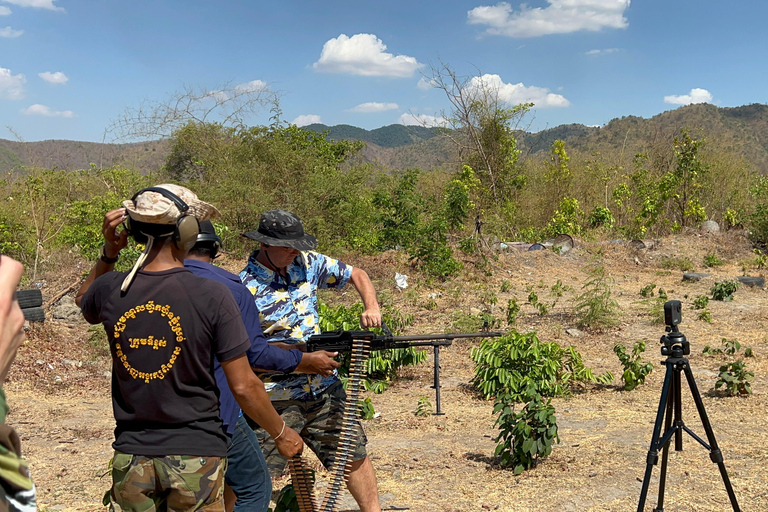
{"left": 681, "top": 364, "right": 741, "bottom": 511}
{"left": 654, "top": 367, "right": 678, "bottom": 512}
{"left": 638, "top": 362, "right": 673, "bottom": 512}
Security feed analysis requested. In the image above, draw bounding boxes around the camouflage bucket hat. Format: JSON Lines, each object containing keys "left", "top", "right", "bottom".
{"left": 242, "top": 209, "right": 317, "bottom": 251}
{"left": 122, "top": 183, "right": 220, "bottom": 224}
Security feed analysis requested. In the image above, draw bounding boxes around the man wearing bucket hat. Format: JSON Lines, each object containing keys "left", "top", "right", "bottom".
{"left": 184, "top": 221, "right": 339, "bottom": 512}
{"left": 75, "top": 185, "right": 304, "bottom": 511}
{"left": 240, "top": 209, "right": 382, "bottom": 512}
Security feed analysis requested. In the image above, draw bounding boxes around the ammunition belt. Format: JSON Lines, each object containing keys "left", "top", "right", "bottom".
{"left": 288, "top": 336, "right": 370, "bottom": 512}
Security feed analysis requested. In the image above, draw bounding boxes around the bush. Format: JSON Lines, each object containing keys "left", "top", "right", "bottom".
{"left": 711, "top": 280, "right": 740, "bottom": 301}
{"left": 613, "top": 341, "right": 653, "bottom": 391}
{"left": 574, "top": 265, "right": 619, "bottom": 329}
{"left": 470, "top": 330, "right": 611, "bottom": 402}
{"left": 493, "top": 391, "right": 559, "bottom": 474}
{"left": 703, "top": 253, "right": 723, "bottom": 267}
{"left": 715, "top": 361, "right": 753, "bottom": 396}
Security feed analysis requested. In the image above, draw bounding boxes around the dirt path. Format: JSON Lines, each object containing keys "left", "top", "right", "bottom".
{"left": 6, "top": 231, "right": 768, "bottom": 511}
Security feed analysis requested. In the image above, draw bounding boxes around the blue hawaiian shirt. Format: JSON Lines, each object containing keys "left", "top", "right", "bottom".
{"left": 240, "top": 251, "right": 353, "bottom": 401}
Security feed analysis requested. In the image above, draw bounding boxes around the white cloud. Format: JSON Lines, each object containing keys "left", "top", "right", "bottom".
{"left": 664, "top": 88, "right": 713, "bottom": 105}
{"left": 234, "top": 79, "right": 268, "bottom": 93}
{"left": 586, "top": 48, "right": 620, "bottom": 55}
{"left": 0, "top": 25, "right": 23, "bottom": 37}
{"left": 466, "top": 74, "right": 569, "bottom": 108}
{"left": 348, "top": 102, "right": 399, "bottom": 113}
{"left": 313, "top": 33, "right": 421, "bottom": 77}
{"left": 292, "top": 114, "right": 322, "bottom": 127}
{"left": 0, "top": 67, "right": 25, "bottom": 99}
{"left": 417, "top": 76, "right": 436, "bottom": 91}
{"left": 0, "top": 0, "right": 65, "bottom": 12}
{"left": 21, "top": 103, "right": 74, "bottom": 117}
{"left": 38, "top": 71, "right": 68, "bottom": 84}
{"left": 399, "top": 112, "right": 448, "bottom": 128}
{"left": 468, "top": 0, "right": 630, "bottom": 38}
{"left": 0, "top": 6, "right": 11, "bottom": 15}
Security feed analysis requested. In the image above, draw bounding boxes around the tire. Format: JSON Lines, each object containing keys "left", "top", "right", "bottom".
{"left": 22, "top": 307, "right": 45, "bottom": 323}
{"left": 15, "top": 289, "right": 43, "bottom": 308}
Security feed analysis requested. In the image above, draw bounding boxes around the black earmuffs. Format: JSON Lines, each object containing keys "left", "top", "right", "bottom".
{"left": 196, "top": 232, "right": 221, "bottom": 259}
{"left": 124, "top": 187, "right": 200, "bottom": 252}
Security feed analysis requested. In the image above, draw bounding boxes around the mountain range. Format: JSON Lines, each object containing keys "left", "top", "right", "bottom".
{"left": 3, "top": 103, "right": 768, "bottom": 175}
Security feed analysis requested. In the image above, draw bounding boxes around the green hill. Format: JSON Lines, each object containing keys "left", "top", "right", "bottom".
{"left": 3, "top": 103, "right": 768, "bottom": 174}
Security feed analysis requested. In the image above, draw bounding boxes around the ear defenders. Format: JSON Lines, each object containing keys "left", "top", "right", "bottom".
{"left": 124, "top": 187, "right": 200, "bottom": 252}
{"left": 195, "top": 231, "right": 222, "bottom": 259}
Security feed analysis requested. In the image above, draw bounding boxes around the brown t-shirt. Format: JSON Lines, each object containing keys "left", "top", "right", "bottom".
{"left": 81, "top": 267, "right": 250, "bottom": 457}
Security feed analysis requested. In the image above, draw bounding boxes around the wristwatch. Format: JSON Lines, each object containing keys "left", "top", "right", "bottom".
{"left": 100, "top": 245, "right": 119, "bottom": 264}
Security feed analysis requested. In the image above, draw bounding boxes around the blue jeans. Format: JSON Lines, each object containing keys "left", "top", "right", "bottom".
{"left": 226, "top": 415, "right": 272, "bottom": 512}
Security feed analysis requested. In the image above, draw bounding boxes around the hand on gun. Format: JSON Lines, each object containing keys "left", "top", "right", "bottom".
{"left": 298, "top": 350, "right": 341, "bottom": 377}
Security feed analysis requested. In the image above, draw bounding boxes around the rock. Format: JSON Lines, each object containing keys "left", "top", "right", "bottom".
{"left": 682, "top": 272, "right": 712, "bottom": 282}
{"left": 701, "top": 220, "right": 720, "bottom": 232}
{"left": 737, "top": 276, "right": 765, "bottom": 288}
{"left": 51, "top": 296, "right": 83, "bottom": 323}
{"left": 54, "top": 375, "right": 62, "bottom": 383}
{"left": 566, "top": 328, "right": 583, "bottom": 338}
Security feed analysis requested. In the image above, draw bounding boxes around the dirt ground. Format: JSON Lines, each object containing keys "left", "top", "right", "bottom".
{"left": 6, "top": 230, "right": 768, "bottom": 511}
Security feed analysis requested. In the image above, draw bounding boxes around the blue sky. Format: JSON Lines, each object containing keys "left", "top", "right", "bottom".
{"left": 1, "top": 0, "right": 767, "bottom": 142}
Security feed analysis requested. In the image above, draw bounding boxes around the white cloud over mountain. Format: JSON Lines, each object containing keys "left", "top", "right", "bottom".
{"left": 466, "top": 74, "right": 569, "bottom": 107}
{"left": 39, "top": 71, "right": 68, "bottom": 84}
{"left": 349, "top": 102, "right": 399, "bottom": 113}
{"left": 21, "top": 103, "right": 74, "bottom": 117}
{"left": 0, "top": 26, "right": 23, "bottom": 37}
{"left": 664, "top": 88, "right": 712, "bottom": 105}
{"left": 468, "top": 0, "right": 630, "bottom": 38}
{"left": 292, "top": 114, "right": 322, "bottom": 127}
{"left": 399, "top": 112, "right": 448, "bottom": 128}
{"left": 0, "top": 67, "right": 25, "bottom": 99}
{"left": 313, "top": 33, "right": 421, "bottom": 77}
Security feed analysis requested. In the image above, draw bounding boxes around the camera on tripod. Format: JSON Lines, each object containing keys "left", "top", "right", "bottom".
{"left": 659, "top": 300, "right": 689, "bottom": 356}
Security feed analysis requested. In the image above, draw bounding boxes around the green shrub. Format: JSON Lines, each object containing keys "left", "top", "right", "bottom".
{"left": 703, "top": 253, "right": 723, "bottom": 267}
{"left": 574, "top": 265, "right": 619, "bottom": 329}
{"left": 492, "top": 392, "right": 559, "bottom": 474}
{"left": 613, "top": 341, "right": 653, "bottom": 391}
{"left": 711, "top": 280, "right": 740, "bottom": 301}
{"left": 470, "top": 331, "right": 611, "bottom": 402}
{"left": 358, "top": 397, "right": 375, "bottom": 420}
{"left": 587, "top": 206, "right": 615, "bottom": 229}
{"left": 692, "top": 295, "right": 709, "bottom": 309}
{"left": 506, "top": 298, "right": 520, "bottom": 326}
{"left": 640, "top": 283, "right": 657, "bottom": 297}
{"left": 413, "top": 396, "right": 433, "bottom": 417}
{"left": 715, "top": 361, "right": 753, "bottom": 396}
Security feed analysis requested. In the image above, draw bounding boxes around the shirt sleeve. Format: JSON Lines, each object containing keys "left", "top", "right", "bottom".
{"left": 213, "top": 286, "right": 252, "bottom": 362}
{"left": 308, "top": 251, "right": 353, "bottom": 290}
{"left": 80, "top": 273, "right": 119, "bottom": 325}
{"left": 235, "top": 286, "right": 302, "bottom": 373}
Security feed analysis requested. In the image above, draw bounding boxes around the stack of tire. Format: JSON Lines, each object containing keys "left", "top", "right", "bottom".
{"left": 16, "top": 289, "right": 45, "bottom": 322}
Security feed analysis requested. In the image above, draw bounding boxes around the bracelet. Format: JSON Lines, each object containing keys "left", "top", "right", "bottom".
{"left": 273, "top": 420, "right": 286, "bottom": 440}
{"left": 100, "top": 245, "right": 119, "bottom": 264}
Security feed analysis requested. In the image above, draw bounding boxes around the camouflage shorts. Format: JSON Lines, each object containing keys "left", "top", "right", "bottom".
{"left": 109, "top": 451, "right": 226, "bottom": 512}
{"left": 247, "top": 381, "right": 368, "bottom": 478}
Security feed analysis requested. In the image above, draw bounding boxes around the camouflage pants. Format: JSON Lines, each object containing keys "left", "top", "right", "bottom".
{"left": 109, "top": 451, "right": 226, "bottom": 512}
{"left": 246, "top": 381, "right": 368, "bottom": 479}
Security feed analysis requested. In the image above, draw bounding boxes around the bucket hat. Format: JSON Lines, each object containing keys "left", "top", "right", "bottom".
{"left": 243, "top": 209, "right": 317, "bottom": 251}
{"left": 122, "top": 183, "right": 220, "bottom": 224}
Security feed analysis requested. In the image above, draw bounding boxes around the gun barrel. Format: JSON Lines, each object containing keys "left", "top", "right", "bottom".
{"left": 388, "top": 331, "right": 502, "bottom": 342}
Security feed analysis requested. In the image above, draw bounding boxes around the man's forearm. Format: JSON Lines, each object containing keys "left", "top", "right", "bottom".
{"left": 231, "top": 376, "right": 284, "bottom": 438}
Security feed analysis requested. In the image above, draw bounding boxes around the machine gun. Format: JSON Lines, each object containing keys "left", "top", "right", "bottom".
{"left": 306, "top": 328, "right": 503, "bottom": 415}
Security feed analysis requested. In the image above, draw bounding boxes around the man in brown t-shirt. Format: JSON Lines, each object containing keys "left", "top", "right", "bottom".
{"left": 76, "top": 184, "right": 303, "bottom": 511}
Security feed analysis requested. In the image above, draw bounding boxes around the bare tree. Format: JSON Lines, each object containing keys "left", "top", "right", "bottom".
{"left": 421, "top": 61, "right": 532, "bottom": 203}
{"left": 107, "top": 82, "right": 282, "bottom": 142}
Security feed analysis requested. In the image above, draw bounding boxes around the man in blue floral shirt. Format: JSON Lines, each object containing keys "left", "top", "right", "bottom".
{"left": 240, "top": 209, "right": 382, "bottom": 512}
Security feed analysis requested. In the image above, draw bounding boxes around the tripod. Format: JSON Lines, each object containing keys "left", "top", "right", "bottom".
{"left": 637, "top": 324, "right": 740, "bottom": 512}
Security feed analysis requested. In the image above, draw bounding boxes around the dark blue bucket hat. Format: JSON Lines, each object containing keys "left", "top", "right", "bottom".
{"left": 243, "top": 209, "right": 317, "bottom": 251}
